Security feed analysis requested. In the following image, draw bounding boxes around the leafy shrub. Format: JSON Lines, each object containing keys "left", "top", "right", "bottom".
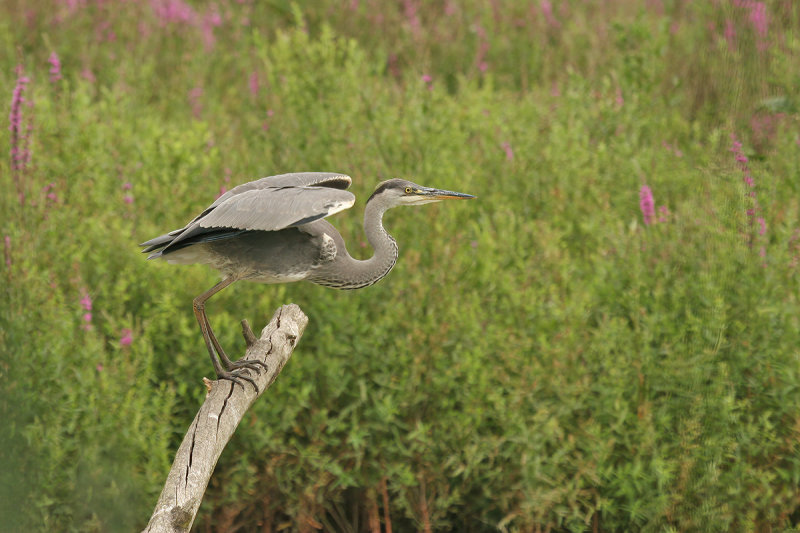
{"left": 2, "top": 1, "right": 799, "bottom": 531}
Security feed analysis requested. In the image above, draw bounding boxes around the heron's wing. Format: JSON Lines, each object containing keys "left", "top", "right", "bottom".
{"left": 142, "top": 173, "right": 353, "bottom": 255}
{"left": 194, "top": 185, "right": 356, "bottom": 232}
{"left": 203, "top": 172, "right": 351, "bottom": 215}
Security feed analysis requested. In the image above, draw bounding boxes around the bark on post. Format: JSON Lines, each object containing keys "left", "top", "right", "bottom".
{"left": 142, "top": 304, "right": 308, "bottom": 533}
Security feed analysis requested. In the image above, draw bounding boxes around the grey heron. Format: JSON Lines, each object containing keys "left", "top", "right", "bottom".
{"left": 140, "top": 172, "right": 475, "bottom": 390}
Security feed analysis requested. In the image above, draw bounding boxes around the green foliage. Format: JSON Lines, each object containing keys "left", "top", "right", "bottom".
{"left": 2, "top": 1, "right": 800, "bottom": 531}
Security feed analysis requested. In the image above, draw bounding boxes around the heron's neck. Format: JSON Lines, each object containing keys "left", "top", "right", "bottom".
{"left": 310, "top": 197, "right": 399, "bottom": 290}
{"left": 326, "top": 199, "right": 398, "bottom": 290}
{"left": 347, "top": 199, "right": 398, "bottom": 288}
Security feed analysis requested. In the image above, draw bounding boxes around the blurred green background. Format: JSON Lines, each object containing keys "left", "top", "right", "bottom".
{"left": 2, "top": 1, "right": 800, "bottom": 531}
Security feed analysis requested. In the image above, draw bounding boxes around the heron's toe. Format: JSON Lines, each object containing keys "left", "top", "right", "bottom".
{"left": 216, "top": 369, "right": 260, "bottom": 394}
{"left": 228, "top": 358, "right": 268, "bottom": 374}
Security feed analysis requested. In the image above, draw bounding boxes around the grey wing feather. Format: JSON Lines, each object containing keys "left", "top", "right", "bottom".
{"left": 198, "top": 172, "right": 352, "bottom": 221}
{"left": 196, "top": 186, "right": 356, "bottom": 231}
{"left": 141, "top": 172, "right": 353, "bottom": 254}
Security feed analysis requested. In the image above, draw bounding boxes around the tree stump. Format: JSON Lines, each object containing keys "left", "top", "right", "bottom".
{"left": 142, "top": 304, "right": 308, "bottom": 533}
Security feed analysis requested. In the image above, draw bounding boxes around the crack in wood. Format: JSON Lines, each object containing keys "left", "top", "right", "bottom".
{"left": 217, "top": 381, "right": 235, "bottom": 434}
{"left": 186, "top": 418, "right": 199, "bottom": 489}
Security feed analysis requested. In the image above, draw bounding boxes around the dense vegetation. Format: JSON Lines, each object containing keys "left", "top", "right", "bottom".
{"left": 2, "top": 1, "right": 799, "bottom": 531}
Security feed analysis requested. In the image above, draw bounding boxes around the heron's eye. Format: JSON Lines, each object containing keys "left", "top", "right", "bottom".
{"left": 404, "top": 187, "right": 413, "bottom": 194}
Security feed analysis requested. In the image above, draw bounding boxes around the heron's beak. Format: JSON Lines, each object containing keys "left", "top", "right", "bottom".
{"left": 419, "top": 187, "right": 476, "bottom": 200}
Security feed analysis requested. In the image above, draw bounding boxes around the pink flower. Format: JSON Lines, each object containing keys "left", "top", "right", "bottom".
{"left": 3, "top": 235, "right": 10, "bottom": 267}
{"left": 188, "top": 86, "right": 203, "bottom": 118}
{"left": 731, "top": 132, "right": 766, "bottom": 246}
{"left": 41, "top": 182, "right": 59, "bottom": 204}
{"left": 80, "top": 293, "right": 92, "bottom": 311}
{"left": 9, "top": 73, "right": 32, "bottom": 190}
{"left": 261, "top": 109, "right": 275, "bottom": 131}
{"left": 748, "top": 2, "right": 767, "bottom": 38}
{"left": 122, "top": 181, "right": 132, "bottom": 190}
{"left": 202, "top": 8, "right": 222, "bottom": 51}
{"left": 724, "top": 19, "right": 736, "bottom": 49}
{"left": 403, "top": 0, "right": 420, "bottom": 36}
{"left": 501, "top": 141, "right": 513, "bottom": 161}
{"left": 658, "top": 205, "right": 670, "bottom": 223}
{"left": 79, "top": 291, "right": 93, "bottom": 329}
{"left": 81, "top": 68, "right": 96, "bottom": 83}
{"left": 123, "top": 195, "right": 134, "bottom": 204}
{"left": 540, "top": 0, "right": 560, "bottom": 28}
{"left": 474, "top": 25, "right": 489, "bottom": 74}
{"left": 757, "top": 217, "right": 766, "bottom": 236}
{"left": 151, "top": 0, "right": 196, "bottom": 25}
{"left": 249, "top": 71, "right": 259, "bottom": 97}
{"left": 120, "top": 328, "right": 133, "bottom": 347}
{"left": 639, "top": 185, "right": 655, "bottom": 226}
{"left": 217, "top": 168, "right": 232, "bottom": 198}
{"left": 48, "top": 52, "right": 62, "bottom": 83}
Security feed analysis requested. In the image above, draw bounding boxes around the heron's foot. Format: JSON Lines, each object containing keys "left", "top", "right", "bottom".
{"left": 226, "top": 357, "right": 269, "bottom": 374}
{"left": 219, "top": 351, "right": 269, "bottom": 374}
{"left": 215, "top": 368, "right": 260, "bottom": 394}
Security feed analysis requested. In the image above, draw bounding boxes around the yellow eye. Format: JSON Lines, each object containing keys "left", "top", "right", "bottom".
{"left": 404, "top": 187, "right": 413, "bottom": 194}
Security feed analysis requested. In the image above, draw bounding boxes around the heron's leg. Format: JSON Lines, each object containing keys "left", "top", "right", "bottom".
{"left": 193, "top": 277, "right": 263, "bottom": 392}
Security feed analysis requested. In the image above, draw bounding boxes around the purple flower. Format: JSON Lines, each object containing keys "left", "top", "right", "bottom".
{"left": 501, "top": 141, "right": 513, "bottom": 161}
{"left": 81, "top": 68, "right": 96, "bottom": 83}
{"left": 217, "top": 168, "right": 232, "bottom": 198}
{"left": 540, "top": 0, "right": 560, "bottom": 28}
{"left": 81, "top": 303, "right": 93, "bottom": 329}
{"left": 81, "top": 290, "right": 92, "bottom": 316}
{"left": 724, "top": 19, "right": 736, "bottom": 50}
{"left": 403, "top": 0, "right": 421, "bottom": 36}
{"left": 748, "top": 2, "right": 768, "bottom": 38}
{"left": 249, "top": 71, "right": 259, "bottom": 97}
{"left": 202, "top": 7, "right": 222, "bottom": 51}
{"left": 474, "top": 25, "right": 489, "bottom": 73}
{"left": 3, "top": 235, "right": 10, "bottom": 267}
{"left": 151, "top": 0, "right": 196, "bottom": 25}
{"left": 120, "top": 328, "right": 133, "bottom": 347}
{"left": 733, "top": 0, "right": 769, "bottom": 50}
{"left": 757, "top": 217, "right": 766, "bottom": 236}
{"left": 658, "top": 205, "right": 670, "bottom": 223}
{"left": 9, "top": 73, "right": 32, "bottom": 190}
{"left": 48, "top": 52, "right": 62, "bottom": 83}
{"left": 731, "top": 132, "right": 766, "bottom": 247}
{"left": 639, "top": 185, "right": 655, "bottom": 226}
{"left": 188, "top": 86, "right": 203, "bottom": 118}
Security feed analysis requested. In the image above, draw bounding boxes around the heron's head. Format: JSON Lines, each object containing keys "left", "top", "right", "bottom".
{"left": 368, "top": 178, "right": 475, "bottom": 208}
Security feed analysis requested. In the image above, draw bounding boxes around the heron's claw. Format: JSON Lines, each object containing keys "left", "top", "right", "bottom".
{"left": 227, "top": 358, "right": 268, "bottom": 374}
{"left": 216, "top": 368, "right": 260, "bottom": 394}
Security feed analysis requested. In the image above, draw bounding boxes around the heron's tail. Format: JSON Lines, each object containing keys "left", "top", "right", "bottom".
{"left": 139, "top": 231, "right": 181, "bottom": 259}
{"left": 140, "top": 227, "right": 248, "bottom": 259}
